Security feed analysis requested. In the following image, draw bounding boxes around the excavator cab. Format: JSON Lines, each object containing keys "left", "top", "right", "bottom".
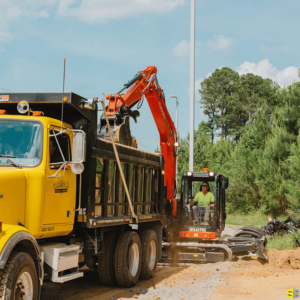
{"left": 178, "top": 171, "right": 229, "bottom": 240}
{"left": 162, "top": 170, "right": 268, "bottom": 263}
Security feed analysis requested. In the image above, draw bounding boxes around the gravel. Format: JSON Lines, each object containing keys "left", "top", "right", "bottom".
{"left": 118, "top": 262, "right": 235, "bottom": 300}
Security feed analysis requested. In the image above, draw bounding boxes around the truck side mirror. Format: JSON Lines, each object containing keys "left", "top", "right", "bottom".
{"left": 71, "top": 131, "right": 85, "bottom": 174}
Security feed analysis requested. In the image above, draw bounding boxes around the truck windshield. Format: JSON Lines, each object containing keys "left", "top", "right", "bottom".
{"left": 0, "top": 121, "right": 42, "bottom": 167}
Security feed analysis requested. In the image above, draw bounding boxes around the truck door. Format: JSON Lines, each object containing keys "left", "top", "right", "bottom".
{"left": 43, "top": 127, "right": 76, "bottom": 225}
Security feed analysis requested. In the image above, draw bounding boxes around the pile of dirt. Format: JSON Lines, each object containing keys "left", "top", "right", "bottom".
{"left": 268, "top": 248, "right": 300, "bottom": 269}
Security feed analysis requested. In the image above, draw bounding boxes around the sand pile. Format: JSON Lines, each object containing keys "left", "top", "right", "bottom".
{"left": 268, "top": 248, "right": 300, "bottom": 269}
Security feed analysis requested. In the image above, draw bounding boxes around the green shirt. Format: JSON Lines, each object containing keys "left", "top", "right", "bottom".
{"left": 194, "top": 191, "right": 214, "bottom": 207}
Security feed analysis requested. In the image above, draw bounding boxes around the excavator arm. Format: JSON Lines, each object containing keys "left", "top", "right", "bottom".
{"left": 98, "top": 66, "right": 178, "bottom": 216}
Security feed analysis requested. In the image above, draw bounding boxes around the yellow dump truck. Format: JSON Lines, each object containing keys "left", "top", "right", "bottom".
{"left": 0, "top": 93, "right": 167, "bottom": 299}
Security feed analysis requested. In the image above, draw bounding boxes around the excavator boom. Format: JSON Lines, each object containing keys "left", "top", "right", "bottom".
{"left": 98, "top": 66, "right": 178, "bottom": 215}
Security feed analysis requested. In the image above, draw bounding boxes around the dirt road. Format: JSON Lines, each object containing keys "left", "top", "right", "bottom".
{"left": 41, "top": 253, "right": 300, "bottom": 300}
{"left": 41, "top": 226, "right": 300, "bottom": 300}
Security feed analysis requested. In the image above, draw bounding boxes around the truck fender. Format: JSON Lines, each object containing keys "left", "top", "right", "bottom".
{"left": 0, "top": 231, "right": 43, "bottom": 282}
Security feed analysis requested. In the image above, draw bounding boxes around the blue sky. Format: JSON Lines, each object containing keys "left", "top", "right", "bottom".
{"left": 0, "top": 0, "right": 299, "bottom": 151}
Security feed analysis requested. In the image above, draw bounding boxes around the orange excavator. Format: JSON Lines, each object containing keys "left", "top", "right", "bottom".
{"left": 98, "top": 66, "right": 268, "bottom": 263}
{"left": 98, "top": 66, "right": 178, "bottom": 216}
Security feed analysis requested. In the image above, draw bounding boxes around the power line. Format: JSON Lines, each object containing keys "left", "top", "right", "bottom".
{"left": 0, "top": 62, "right": 59, "bottom": 91}
{"left": 0, "top": 87, "right": 13, "bottom": 92}
{"left": 2, "top": 42, "right": 91, "bottom": 90}
{"left": 137, "top": 140, "right": 151, "bottom": 152}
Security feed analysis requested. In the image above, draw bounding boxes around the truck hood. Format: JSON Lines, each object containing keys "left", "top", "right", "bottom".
{"left": 0, "top": 167, "right": 26, "bottom": 226}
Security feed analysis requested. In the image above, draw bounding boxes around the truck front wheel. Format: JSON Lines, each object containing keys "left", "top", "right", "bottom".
{"left": 114, "top": 231, "right": 142, "bottom": 287}
{"left": 0, "top": 251, "right": 38, "bottom": 300}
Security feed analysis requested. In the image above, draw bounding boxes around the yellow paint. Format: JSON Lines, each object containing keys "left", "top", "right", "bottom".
{"left": 77, "top": 215, "right": 87, "bottom": 222}
{"left": 0, "top": 224, "right": 29, "bottom": 254}
{"left": 193, "top": 254, "right": 198, "bottom": 257}
{"left": 43, "top": 125, "right": 76, "bottom": 225}
{"left": 0, "top": 168, "right": 26, "bottom": 225}
{"left": 0, "top": 115, "right": 77, "bottom": 243}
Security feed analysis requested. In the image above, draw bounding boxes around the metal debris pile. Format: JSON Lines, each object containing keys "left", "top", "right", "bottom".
{"left": 261, "top": 212, "right": 300, "bottom": 236}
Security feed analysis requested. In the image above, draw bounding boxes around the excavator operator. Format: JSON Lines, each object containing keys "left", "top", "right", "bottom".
{"left": 189, "top": 182, "right": 214, "bottom": 225}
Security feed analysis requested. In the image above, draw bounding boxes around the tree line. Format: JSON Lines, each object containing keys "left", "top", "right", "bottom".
{"left": 200, "top": 67, "right": 280, "bottom": 142}
{"left": 177, "top": 67, "right": 300, "bottom": 216}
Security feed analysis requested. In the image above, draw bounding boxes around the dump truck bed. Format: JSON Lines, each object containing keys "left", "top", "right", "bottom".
{"left": 82, "top": 137, "right": 167, "bottom": 228}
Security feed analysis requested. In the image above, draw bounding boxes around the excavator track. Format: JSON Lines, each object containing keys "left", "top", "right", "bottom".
{"left": 160, "top": 233, "right": 267, "bottom": 264}
{"left": 161, "top": 242, "right": 232, "bottom": 263}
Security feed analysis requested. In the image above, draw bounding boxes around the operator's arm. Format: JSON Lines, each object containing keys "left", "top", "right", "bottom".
{"left": 190, "top": 193, "right": 199, "bottom": 207}
{"left": 210, "top": 193, "right": 215, "bottom": 208}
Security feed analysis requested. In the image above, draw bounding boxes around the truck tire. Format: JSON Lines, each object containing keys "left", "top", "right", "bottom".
{"left": 139, "top": 230, "right": 158, "bottom": 280}
{"left": 98, "top": 231, "right": 120, "bottom": 286}
{"left": 114, "top": 231, "right": 142, "bottom": 287}
{"left": 0, "top": 251, "right": 38, "bottom": 300}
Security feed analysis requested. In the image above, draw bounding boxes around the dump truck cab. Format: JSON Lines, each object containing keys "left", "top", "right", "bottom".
{"left": 0, "top": 93, "right": 88, "bottom": 238}
{"left": 0, "top": 114, "right": 82, "bottom": 237}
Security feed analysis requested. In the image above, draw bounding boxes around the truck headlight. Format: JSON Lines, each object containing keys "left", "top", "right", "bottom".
{"left": 209, "top": 172, "right": 215, "bottom": 177}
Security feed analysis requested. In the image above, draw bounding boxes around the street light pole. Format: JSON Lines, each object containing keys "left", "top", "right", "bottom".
{"left": 189, "top": 0, "right": 195, "bottom": 173}
{"left": 170, "top": 95, "right": 179, "bottom": 184}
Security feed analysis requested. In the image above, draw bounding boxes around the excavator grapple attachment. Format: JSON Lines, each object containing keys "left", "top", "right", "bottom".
{"left": 98, "top": 115, "right": 138, "bottom": 148}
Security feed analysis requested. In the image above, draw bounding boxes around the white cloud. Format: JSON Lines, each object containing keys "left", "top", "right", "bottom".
{"left": 0, "top": 0, "right": 184, "bottom": 44}
{"left": 56, "top": 0, "right": 185, "bottom": 23}
{"left": 0, "top": 0, "right": 54, "bottom": 44}
{"left": 207, "top": 35, "right": 233, "bottom": 51}
{"left": 173, "top": 39, "right": 201, "bottom": 59}
{"left": 194, "top": 77, "right": 204, "bottom": 98}
{"left": 236, "top": 59, "right": 299, "bottom": 87}
{"left": 173, "top": 40, "right": 190, "bottom": 59}
{"left": 187, "top": 72, "right": 212, "bottom": 96}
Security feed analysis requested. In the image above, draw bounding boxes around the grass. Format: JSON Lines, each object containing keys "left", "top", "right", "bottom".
{"left": 226, "top": 210, "right": 300, "bottom": 250}
{"left": 226, "top": 211, "right": 287, "bottom": 227}
{"left": 267, "top": 231, "right": 300, "bottom": 251}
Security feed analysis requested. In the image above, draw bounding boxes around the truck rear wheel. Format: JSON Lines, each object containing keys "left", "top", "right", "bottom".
{"left": 98, "top": 231, "right": 120, "bottom": 286}
{"left": 139, "top": 230, "right": 158, "bottom": 280}
{"left": 114, "top": 231, "right": 142, "bottom": 287}
{"left": 0, "top": 251, "right": 38, "bottom": 300}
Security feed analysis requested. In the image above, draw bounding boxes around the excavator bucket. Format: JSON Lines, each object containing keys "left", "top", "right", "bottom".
{"left": 98, "top": 115, "right": 138, "bottom": 148}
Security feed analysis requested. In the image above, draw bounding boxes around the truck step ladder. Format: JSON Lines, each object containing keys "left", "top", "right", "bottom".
{"left": 40, "top": 243, "right": 83, "bottom": 283}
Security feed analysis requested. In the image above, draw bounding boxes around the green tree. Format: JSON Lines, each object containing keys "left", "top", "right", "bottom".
{"left": 285, "top": 133, "right": 300, "bottom": 210}
{"left": 200, "top": 67, "right": 240, "bottom": 140}
{"left": 200, "top": 68, "right": 279, "bottom": 141}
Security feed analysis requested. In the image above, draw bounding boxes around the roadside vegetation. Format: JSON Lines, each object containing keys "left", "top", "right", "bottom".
{"left": 267, "top": 231, "right": 300, "bottom": 250}
{"left": 176, "top": 67, "right": 300, "bottom": 216}
{"left": 226, "top": 211, "right": 281, "bottom": 227}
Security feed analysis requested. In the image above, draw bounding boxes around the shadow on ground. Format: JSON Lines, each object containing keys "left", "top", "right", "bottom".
{"left": 41, "top": 265, "right": 184, "bottom": 300}
{"left": 232, "top": 256, "right": 268, "bottom": 265}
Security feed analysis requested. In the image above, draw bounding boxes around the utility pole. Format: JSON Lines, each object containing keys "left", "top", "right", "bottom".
{"left": 189, "top": 0, "right": 195, "bottom": 172}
